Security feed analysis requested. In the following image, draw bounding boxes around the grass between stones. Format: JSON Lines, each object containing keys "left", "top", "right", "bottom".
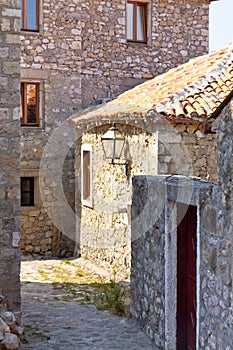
{"left": 22, "top": 324, "right": 50, "bottom": 344}
{"left": 22, "top": 258, "right": 130, "bottom": 317}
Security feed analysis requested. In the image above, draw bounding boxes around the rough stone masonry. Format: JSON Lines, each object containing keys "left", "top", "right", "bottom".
{"left": 131, "top": 100, "right": 233, "bottom": 349}
{"left": 0, "top": 0, "right": 21, "bottom": 348}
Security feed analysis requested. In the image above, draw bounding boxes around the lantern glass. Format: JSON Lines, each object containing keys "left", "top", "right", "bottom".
{"left": 101, "top": 125, "right": 125, "bottom": 162}
{"left": 102, "top": 138, "right": 115, "bottom": 159}
{"left": 114, "top": 137, "right": 125, "bottom": 159}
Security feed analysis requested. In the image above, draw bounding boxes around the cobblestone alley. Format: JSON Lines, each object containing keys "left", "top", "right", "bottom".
{"left": 21, "top": 257, "right": 156, "bottom": 350}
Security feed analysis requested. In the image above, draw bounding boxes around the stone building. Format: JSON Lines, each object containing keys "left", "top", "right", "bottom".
{"left": 130, "top": 47, "right": 233, "bottom": 348}
{"left": 0, "top": 0, "right": 22, "bottom": 348}
{"left": 71, "top": 42, "right": 233, "bottom": 347}
{"left": 71, "top": 42, "right": 229, "bottom": 278}
{"left": 19, "top": 0, "right": 212, "bottom": 256}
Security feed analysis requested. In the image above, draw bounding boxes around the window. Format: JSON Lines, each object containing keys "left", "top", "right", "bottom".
{"left": 127, "top": 1, "right": 147, "bottom": 43}
{"left": 81, "top": 145, "right": 93, "bottom": 207}
{"left": 21, "top": 0, "right": 39, "bottom": 32}
{"left": 21, "top": 177, "right": 34, "bottom": 206}
{"left": 21, "top": 82, "right": 40, "bottom": 126}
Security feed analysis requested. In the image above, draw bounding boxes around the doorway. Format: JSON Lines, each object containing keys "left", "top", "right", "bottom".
{"left": 177, "top": 204, "right": 197, "bottom": 350}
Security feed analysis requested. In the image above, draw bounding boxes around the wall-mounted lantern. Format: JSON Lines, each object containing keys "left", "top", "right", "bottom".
{"left": 101, "top": 124, "right": 125, "bottom": 163}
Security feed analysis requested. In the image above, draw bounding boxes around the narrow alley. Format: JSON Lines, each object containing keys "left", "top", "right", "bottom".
{"left": 21, "top": 257, "right": 156, "bottom": 350}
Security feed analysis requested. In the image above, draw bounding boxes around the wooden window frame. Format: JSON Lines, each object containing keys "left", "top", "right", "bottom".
{"left": 21, "top": 0, "right": 40, "bottom": 32}
{"left": 21, "top": 82, "right": 40, "bottom": 127}
{"left": 81, "top": 145, "right": 93, "bottom": 208}
{"left": 21, "top": 177, "right": 35, "bottom": 207}
{"left": 127, "top": 1, "right": 147, "bottom": 43}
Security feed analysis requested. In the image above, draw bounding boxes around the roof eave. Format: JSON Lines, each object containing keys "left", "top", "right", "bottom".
{"left": 209, "top": 89, "right": 233, "bottom": 120}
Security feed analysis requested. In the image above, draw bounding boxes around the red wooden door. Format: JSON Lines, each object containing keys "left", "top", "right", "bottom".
{"left": 177, "top": 204, "right": 197, "bottom": 350}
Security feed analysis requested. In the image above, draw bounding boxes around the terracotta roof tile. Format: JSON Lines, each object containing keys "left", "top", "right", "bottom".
{"left": 72, "top": 42, "right": 233, "bottom": 124}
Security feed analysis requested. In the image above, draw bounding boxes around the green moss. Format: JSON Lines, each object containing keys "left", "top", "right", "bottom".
{"left": 23, "top": 259, "right": 130, "bottom": 317}
{"left": 23, "top": 324, "right": 50, "bottom": 342}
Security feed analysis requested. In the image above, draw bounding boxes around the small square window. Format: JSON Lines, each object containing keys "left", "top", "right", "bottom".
{"left": 21, "top": 82, "right": 40, "bottom": 127}
{"left": 21, "top": 177, "right": 34, "bottom": 206}
{"left": 127, "top": 1, "right": 147, "bottom": 43}
{"left": 81, "top": 145, "right": 93, "bottom": 208}
{"left": 21, "top": 0, "right": 40, "bottom": 32}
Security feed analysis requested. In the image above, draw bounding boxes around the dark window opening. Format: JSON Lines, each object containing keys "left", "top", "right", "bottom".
{"left": 21, "top": 177, "right": 34, "bottom": 206}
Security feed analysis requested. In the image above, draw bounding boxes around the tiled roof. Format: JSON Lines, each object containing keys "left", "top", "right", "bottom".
{"left": 72, "top": 42, "right": 233, "bottom": 124}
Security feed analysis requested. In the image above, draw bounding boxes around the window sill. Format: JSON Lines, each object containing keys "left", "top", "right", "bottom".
{"left": 20, "top": 205, "right": 38, "bottom": 210}
{"left": 21, "top": 126, "right": 44, "bottom": 131}
{"left": 126, "top": 41, "right": 149, "bottom": 47}
{"left": 21, "top": 125, "right": 40, "bottom": 127}
{"left": 81, "top": 200, "right": 93, "bottom": 209}
{"left": 20, "top": 30, "right": 43, "bottom": 37}
{"left": 20, "top": 29, "right": 40, "bottom": 34}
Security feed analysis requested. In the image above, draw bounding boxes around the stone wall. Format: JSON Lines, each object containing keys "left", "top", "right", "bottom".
{"left": 76, "top": 117, "right": 218, "bottom": 279}
{"left": 20, "top": 150, "right": 75, "bottom": 257}
{"left": 80, "top": 0, "right": 210, "bottom": 107}
{"left": 0, "top": 0, "right": 21, "bottom": 320}
{"left": 20, "top": 0, "right": 210, "bottom": 109}
{"left": 130, "top": 100, "right": 233, "bottom": 348}
{"left": 20, "top": 0, "right": 82, "bottom": 256}
{"left": 77, "top": 124, "right": 158, "bottom": 280}
{"left": 0, "top": 293, "right": 22, "bottom": 350}
{"left": 198, "top": 99, "right": 233, "bottom": 349}
{"left": 158, "top": 122, "right": 218, "bottom": 183}
{"left": 131, "top": 175, "right": 218, "bottom": 348}
{"left": 131, "top": 176, "right": 166, "bottom": 348}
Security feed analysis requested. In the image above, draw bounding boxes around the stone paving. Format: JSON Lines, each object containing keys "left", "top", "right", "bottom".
{"left": 21, "top": 256, "right": 156, "bottom": 349}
